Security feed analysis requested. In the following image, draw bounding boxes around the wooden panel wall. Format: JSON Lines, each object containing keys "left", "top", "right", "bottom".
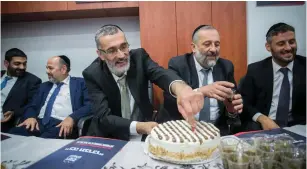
{"left": 140, "top": 2, "right": 247, "bottom": 108}
{"left": 139, "top": 2, "right": 178, "bottom": 108}
{"left": 176, "top": 2, "right": 212, "bottom": 55}
{"left": 212, "top": 2, "right": 247, "bottom": 83}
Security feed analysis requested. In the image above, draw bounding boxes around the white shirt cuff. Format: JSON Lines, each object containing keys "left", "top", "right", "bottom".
{"left": 130, "top": 121, "right": 140, "bottom": 136}
{"left": 252, "top": 113, "right": 263, "bottom": 122}
{"left": 169, "top": 80, "right": 185, "bottom": 98}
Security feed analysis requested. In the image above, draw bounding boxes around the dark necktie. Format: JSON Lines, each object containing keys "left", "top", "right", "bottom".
{"left": 276, "top": 68, "right": 290, "bottom": 127}
{"left": 42, "top": 82, "right": 64, "bottom": 125}
{"left": 199, "top": 69, "right": 211, "bottom": 122}
{"left": 1, "top": 76, "right": 12, "bottom": 90}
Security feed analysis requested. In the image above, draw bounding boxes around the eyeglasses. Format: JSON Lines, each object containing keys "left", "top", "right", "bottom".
{"left": 99, "top": 43, "right": 130, "bottom": 56}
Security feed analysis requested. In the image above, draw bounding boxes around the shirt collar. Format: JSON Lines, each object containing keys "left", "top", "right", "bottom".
{"left": 60, "top": 75, "right": 70, "bottom": 85}
{"left": 272, "top": 58, "right": 293, "bottom": 74}
{"left": 112, "top": 72, "right": 127, "bottom": 83}
{"left": 2, "top": 72, "right": 18, "bottom": 81}
{"left": 193, "top": 55, "right": 213, "bottom": 73}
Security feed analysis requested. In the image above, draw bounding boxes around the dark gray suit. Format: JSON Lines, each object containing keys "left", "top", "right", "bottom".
{"left": 83, "top": 48, "right": 182, "bottom": 141}
{"left": 161, "top": 53, "right": 238, "bottom": 136}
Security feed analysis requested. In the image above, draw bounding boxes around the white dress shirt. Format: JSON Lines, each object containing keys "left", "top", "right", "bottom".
{"left": 1, "top": 73, "right": 18, "bottom": 113}
{"left": 252, "top": 59, "right": 293, "bottom": 122}
{"left": 38, "top": 76, "right": 73, "bottom": 121}
{"left": 193, "top": 56, "right": 220, "bottom": 121}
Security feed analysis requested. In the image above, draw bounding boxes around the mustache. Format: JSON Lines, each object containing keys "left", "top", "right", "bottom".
{"left": 115, "top": 58, "right": 128, "bottom": 64}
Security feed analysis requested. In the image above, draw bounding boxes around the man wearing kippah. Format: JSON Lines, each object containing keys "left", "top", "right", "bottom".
{"left": 9, "top": 55, "right": 91, "bottom": 138}
{"left": 162, "top": 25, "right": 244, "bottom": 136}
{"left": 240, "top": 22, "right": 306, "bottom": 130}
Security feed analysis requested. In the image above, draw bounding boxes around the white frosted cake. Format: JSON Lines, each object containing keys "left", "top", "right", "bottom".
{"left": 147, "top": 120, "right": 220, "bottom": 163}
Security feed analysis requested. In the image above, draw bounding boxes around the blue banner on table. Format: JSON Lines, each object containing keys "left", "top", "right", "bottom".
{"left": 26, "top": 137, "right": 128, "bottom": 169}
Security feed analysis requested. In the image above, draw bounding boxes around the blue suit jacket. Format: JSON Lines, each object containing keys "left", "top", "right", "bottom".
{"left": 23, "top": 77, "right": 91, "bottom": 122}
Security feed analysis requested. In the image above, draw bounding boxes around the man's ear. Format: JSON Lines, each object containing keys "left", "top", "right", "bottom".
{"left": 4, "top": 60, "right": 9, "bottom": 69}
{"left": 265, "top": 42, "right": 271, "bottom": 52}
{"left": 191, "top": 42, "right": 197, "bottom": 53}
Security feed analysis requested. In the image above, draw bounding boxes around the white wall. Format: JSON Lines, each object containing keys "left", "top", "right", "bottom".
{"left": 247, "top": 1, "right": 306, "bottom": 64}
{"left": 1, "top": 16, "right": 141, "bottom": 82}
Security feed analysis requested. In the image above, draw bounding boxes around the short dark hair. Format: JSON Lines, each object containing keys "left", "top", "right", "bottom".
{"left": 58, "top": 55, "right": 71, "bottom": 73}
{"left": 266, "top": 22, "right": 295, "bottom": 43}
{"left": 5, "top": 48, "right": 27, "bottom": 62}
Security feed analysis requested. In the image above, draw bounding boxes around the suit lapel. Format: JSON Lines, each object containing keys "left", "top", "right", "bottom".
{"left": 127, "top": 60, "right": 140, "bottom": 104}
{"left": 187, "top": 54, "right": 199, "bottom": 89}
{"left": 100, "top": 61, "right": 121, "bottom": 117}
{"left": 292, "top": 57, "right": 301, "bottom": 111}
{"left": 212, "top": 61, "right": 225, "bottom": 111}
{"left": 263, "top": 58, "right": 274, "bottom": 114}
{"left": 69, "top": 77, "right": 77, "bottom": 111}
{"left": 4, "top": 77, "right": 22, "bottom": 105}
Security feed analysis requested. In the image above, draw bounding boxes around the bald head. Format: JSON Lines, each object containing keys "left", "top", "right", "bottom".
{"left": 46, "top": 56, "right": 69, "bottom": 83}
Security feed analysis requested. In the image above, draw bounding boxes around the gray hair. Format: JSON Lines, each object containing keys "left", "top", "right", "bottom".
{"left": 95, "top": 25, "right": 122, "bottom": 49}
{"left": 192, "top": 25, "right": 217, "bottom": 43}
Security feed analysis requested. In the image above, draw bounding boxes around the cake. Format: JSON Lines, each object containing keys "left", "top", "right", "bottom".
{"left": 147, "top": 120, "right": 221, "bottom": 163}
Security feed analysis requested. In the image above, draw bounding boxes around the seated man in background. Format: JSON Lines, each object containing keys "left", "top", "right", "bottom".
{"left": 162, "top": 25, "right": 243, "bottom": 136}
{"left": 240, "top": 22, "right": 306, "bottom": 130}
{"left": 1, "top": 48, "right": 41, "bottom": 132}
{"left": 9, "top": 55, "right": 91, "bottom": 138}
{"left": 83, "top": 25, "right": 204, "bottom": 141}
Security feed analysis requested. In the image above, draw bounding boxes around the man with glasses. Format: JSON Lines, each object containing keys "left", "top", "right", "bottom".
{"left": 83, "top": 24, "right": 205, "bottom": 141}
{"left": 161, "top": 25, "right": 243, "bottom": 135}
{"left": 9, "top": 55, "right": 91, "bottom": 138}
{"left": 1, "top": 48, "right": 41, "bottom": 132}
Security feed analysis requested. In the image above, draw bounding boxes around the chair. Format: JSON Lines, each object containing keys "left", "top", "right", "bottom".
{"left": 77, "top": 80, "right": 154, "bottom": 137}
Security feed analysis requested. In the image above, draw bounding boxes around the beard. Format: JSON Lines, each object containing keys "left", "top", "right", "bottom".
{"left": 271, "top": 47, "right": 296, "bottom": 65}
{"left": 194, "top": 50, "right": 219, "bottom": 69}
{"left": 106, "top": 56, "right": 130, "bottom": 77}
{"left": 7, "top": 65, "right": 25, "bottom": 77}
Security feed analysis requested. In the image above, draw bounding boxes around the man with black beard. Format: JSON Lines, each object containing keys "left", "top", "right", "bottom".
{"left": 240, "top": 23, "right": 306, "bottom": 130}
{"left": 162, "top": 25, "right": 243, "bottom": 136}
{"left": 1, "top": 48, "right": 41, "bottom": 132}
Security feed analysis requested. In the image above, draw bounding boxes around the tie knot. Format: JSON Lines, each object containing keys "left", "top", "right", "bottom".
{"left": 201, "top": 68, "right": 211, "bottom": 75}
{"left": 279, "top": 67, "right": 288, "bottom": 75}
{"left": 117, "top": 76, "right": 127, "bottom": 87}
{"left": 4, "top": 76, "right": 12, "bottom": 81}
{"left": 56, "top": 82, "right": 64, "bottom": 87}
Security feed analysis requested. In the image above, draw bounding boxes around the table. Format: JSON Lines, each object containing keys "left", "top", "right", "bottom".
{"left": 1, "top": 125, "right": 306, "bottom": 169}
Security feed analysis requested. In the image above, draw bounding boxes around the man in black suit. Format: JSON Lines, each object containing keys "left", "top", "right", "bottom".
{"left": 240, "top": 23, "right": 306, "bottom": 130}
{"left": 1, "top": 48, "right": 41, "bottom": 132}
{"left": 162, "top": 25, "right": 243, "bottom": 135}
{"left": 83, "top": 25, "right": 205, "bottom": 141}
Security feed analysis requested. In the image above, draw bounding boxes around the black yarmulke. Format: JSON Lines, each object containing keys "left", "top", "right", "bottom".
{"left": 192, "top": 24, "right": 210, "bottom": 39}
{"left": 266, "top": 22, "right": 288, "bottom": 37}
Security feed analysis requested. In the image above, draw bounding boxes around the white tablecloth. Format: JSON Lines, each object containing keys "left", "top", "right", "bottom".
{"left": 1, "top": 125, "right": 306, "bottom": 169}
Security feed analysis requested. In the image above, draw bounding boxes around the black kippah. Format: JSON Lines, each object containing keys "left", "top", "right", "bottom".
{"left": 192, "top": 24, "right": 210, "bottom": 39}
{"left": 266, "top": 22, "right": 288, "bottom": 37}
{"left": 58, "top": 55, "right": 70, "bottom": 69}
{"left": 100, "top": 24, "right": 123, "bottom": 31}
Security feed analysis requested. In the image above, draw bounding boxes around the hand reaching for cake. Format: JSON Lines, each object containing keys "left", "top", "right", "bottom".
{"left": 136, "top": 122, "right": 158, "bottom": 135}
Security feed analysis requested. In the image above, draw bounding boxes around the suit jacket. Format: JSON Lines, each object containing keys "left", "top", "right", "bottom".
{"left": 23, "top": 77, "right": 91, "bottom": 123}
{"left": 1, "top": 70, "right": 41, "bottom": 120}
{"left": 82, "top": 48, "right": 181, "bottom": 140}
{"left": 240, "top": 55, "right": 306, "bottom": 126}
{"left": 162, "top": 53, "right": 237, "bottom": 135}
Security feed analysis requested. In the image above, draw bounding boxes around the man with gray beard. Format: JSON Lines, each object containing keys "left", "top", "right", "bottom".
{"left": 162, "top": 25, "right": 243, "bottom": 136}
{"left": 83, "top": 25, "right": 206, "bottom": 141}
